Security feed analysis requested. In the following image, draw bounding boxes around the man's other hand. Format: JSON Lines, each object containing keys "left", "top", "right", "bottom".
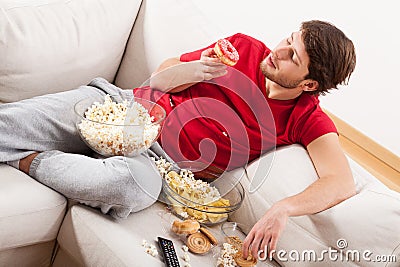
{"left": 242, "top": 201, "right": 289, "bottom": 260}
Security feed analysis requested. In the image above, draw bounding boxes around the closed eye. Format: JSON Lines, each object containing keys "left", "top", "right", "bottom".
{"left": 286, "top": 39, "right": 297, "bottom": 63}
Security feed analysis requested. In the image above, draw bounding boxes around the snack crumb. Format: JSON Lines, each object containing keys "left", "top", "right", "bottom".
{"left": 142, "top": 240, "right": 158, "bottom": 257}
{"left": 180, "top": 211, "right": 189, "bottom": 219}
{"left": 216, "top": 242, "right": 238, "bottom": 267}
{"left": 182, "top": 253, "right": 190, "bottom": 262}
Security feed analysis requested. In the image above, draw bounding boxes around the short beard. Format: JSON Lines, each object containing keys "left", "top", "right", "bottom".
{"left": 260, "top": 62, "right": 303, "bottom": 89}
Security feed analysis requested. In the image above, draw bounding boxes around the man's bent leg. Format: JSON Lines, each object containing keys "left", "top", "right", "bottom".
{"left": 0, "top": 87, "right": 98, "bottom": 161}
{"left": 29, "top": 150, "right": 162, "bottom": 219}
{"left": 0, "top": 77, "right": 133, "bottom": 162}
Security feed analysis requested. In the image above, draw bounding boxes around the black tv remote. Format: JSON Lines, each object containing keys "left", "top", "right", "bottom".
{"left": 157, "top": 236, "right": 180, "bottom": 267}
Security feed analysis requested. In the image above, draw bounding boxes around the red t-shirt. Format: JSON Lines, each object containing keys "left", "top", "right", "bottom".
{"left": 134, "top": 33, "right": 337, "bottom": 170}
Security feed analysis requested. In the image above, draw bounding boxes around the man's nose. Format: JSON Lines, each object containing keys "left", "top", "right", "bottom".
{"left": 275, "top": 47, "right": 293, "bottom": 60}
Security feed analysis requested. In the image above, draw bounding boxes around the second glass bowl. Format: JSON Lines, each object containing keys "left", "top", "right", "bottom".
{"left": 161, "top": 163, "right": 245, "bottom": 226}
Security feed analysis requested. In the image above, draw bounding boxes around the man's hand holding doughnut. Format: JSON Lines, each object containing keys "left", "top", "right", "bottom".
{"left": 149, "top": 47, "right": 227, "bottom": 93}
{"left": 197, "top": 48, "right": 229, "bottom": 80}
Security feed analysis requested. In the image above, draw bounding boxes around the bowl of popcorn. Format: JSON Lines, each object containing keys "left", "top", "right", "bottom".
{"left": 154, "top": 159, "right": 245, "bottom": 226}
{"left": 74, "top": 94, "right": 166, "bottom": 157}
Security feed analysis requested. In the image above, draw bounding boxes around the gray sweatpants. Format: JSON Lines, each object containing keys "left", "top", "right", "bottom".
{"left": 0, "top": 77, "right": 171, "bottom": 219}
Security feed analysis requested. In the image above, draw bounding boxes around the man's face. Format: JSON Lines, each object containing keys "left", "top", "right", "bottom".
{"left": 260, "top": 31, "right": 310, "bottom": 89}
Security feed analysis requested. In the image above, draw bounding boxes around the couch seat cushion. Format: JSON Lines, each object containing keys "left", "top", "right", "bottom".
{"left": 56, "top": 167, "right": 281, "bottom": 267}
{"left": 0, "top": 164, "right": 67, "bottom": 251}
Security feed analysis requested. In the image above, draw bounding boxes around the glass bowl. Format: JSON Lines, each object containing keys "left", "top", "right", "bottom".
{"left": 215, "top": 222, "right": 259, "bottom": 267}
{"left": 172, "top": 160, "right": 224, "bottom": 182}
{"left": 74, "top": 95, "right": 166, "bottom": 157}
{"left": 160, "top": 164, "right": 245, "bottom": 226}
{"left": 221, "top": 222, "right": 248, "bottom": 243}
{"left": 218, "top": 222, "right": 247, "bottom": 258}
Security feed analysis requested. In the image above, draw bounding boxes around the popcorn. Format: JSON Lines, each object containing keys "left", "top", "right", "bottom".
{"left": 153, "top": 158, "right": 221, "bottom": 203}
{"left": 142, "top": 239, "right": 158, "bottom": 257}
{"left": 180, "top": 211, "right": 189, "bottom": 219}
{"left": 182, "top": 253, "right": 190, "bottom": 262}
{"left": 154, "top": 158, "right": 231, "bottom": 224}
{"left": 77, "top": 95, "right": 160, "bottom": 156}
{"left": 145, "top": 247, "right": 158, "bottom": 257}
{"left": 217, "top": 243, "right": 239, "bottom": 267}
{"left": 153, "top": 157, "right": 230, "bottom": 224}
{"left": 182, "top": 245, "right": 189, "bottom": 252}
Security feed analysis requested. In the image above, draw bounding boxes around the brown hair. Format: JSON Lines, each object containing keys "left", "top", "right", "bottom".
{"left": 301, "top": 20, "right": 356, "bottom": 95}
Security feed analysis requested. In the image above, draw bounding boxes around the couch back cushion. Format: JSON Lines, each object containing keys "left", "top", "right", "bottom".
{"left": 115, "top": 0, "right": 232, "bottom": 90}
{"left": 0, "top": 0, "right": 142, "bottom": 103}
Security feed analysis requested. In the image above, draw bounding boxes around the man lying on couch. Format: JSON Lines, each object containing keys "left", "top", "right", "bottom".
{"left": 0, "top": 20, "right": 356, "bottom": 259}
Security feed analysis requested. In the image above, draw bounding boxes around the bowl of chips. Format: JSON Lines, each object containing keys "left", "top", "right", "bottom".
{"left": 74, "top": 94, "right": 166, "bottom": 157}
{"left": 156, "top": 160, "right": 245, "bottom": 225}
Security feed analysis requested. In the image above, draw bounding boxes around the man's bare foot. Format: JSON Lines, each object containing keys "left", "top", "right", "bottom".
{"left": 19, "top": 152, "right": 39, "bottom": 175}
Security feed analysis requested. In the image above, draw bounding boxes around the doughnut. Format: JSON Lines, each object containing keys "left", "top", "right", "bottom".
{"left": 199, "top": 227, "right": 218, "bottom": 245}
{"left": 171, "top": 219, "right": 200, "bottom": 235}
{"left": 214, "top": 38, "right": 239, "bottom": 66}
{"left": 234, "top": 251, "right": 258, "bottom": 267}
{"left": 186, "top": 232, "right": 212, "bottom": 254}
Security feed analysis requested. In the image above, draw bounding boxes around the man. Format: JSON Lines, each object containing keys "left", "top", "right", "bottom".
{"left": 141, "top": 20, "right": 357, "bottom": 259}
{"left": 1, "top": 20, "right": 356, "bottom": 259}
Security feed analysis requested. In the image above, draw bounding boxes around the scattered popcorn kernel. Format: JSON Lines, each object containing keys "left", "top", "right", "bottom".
{"left": 182, "top": 253, "right": 190, "bottom": 262}
{"left": 216, "top": 242, "right": 239, "bottom": 267}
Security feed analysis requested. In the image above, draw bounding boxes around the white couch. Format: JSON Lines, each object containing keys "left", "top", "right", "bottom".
{"left": 1, "top": 0, "right": 399, "bottom": 266}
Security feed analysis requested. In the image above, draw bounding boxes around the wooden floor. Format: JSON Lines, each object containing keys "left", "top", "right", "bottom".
{"left": 325, "top": 110, "right": 400, "bottom": 193}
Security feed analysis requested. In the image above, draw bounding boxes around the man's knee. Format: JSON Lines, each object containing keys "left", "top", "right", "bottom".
{"left": 125, "top": 162, "right": 162, "bottom": 210}
{"left": 103, "top": 155, "right": 162, "bottom": 215}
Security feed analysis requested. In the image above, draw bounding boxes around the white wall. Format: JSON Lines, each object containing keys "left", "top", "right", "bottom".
{"left": 191, "top": 0, "right": 400, "bottom": 156}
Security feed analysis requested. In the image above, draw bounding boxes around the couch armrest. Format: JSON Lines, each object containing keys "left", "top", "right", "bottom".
{"left": 0, "top": 164, "right": 67, "bottom": 251}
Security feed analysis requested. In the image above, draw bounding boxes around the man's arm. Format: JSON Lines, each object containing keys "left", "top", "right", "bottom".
{"left": 282, "top": 132, "right": 356, "bottom": 215}
{"left": 242, "top": 132, "right": 357, "bottom": 259}
{"left": 149, "top": 48, "right": 227, "bottom": 93}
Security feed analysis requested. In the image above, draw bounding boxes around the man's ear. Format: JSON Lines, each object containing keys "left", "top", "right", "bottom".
{"left": 301, "top": 80, "right": 319, "bottom": 92}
